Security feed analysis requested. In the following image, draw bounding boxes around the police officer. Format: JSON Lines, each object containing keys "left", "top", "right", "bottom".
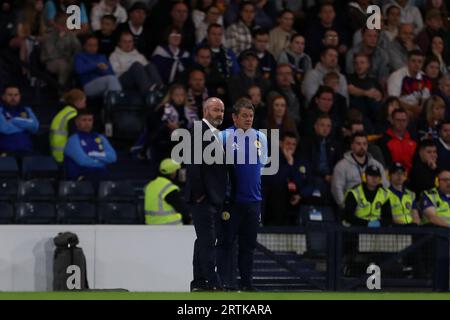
{"left": 144, "top": 158, "right": 190, "bottom": 225}
{"left": 421, "top": 169, "right": 450, "bottom": 227}
{"left": 50, "top": 89, "right": 86, "bottom": 163}
{"left": 343, "top": 165, "right": 392, "bottom": 227}
{"left": 218, "top": 97, "right": 267, "bottom": 291}
{"left": 387, "top": 162, "right": 420, "bottom": 226}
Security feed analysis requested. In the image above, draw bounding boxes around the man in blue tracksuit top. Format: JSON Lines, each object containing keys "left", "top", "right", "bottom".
{"left": 64, "top": 109, "right": 117, "bottom": 181}
{"left": 0, "top": 84, "right": 39, "bottom": 155}
{"left": 218, "top": 97, "right": 268, "bottom": 291}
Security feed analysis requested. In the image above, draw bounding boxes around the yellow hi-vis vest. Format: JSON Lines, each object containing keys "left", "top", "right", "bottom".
{"left": 49, "top": 106, "right": 77, "bottom": 163}
{"left": 144, "top": 176, "right": 182, "bottom": 225}
{"left": 387, "top": 188, "right": 415, "bottom": 224}
{"left": 345, "top": 184, "right": 389, "bottom": 221}
{"left": 422, "top": 188, "right": 450, "bottom": 225}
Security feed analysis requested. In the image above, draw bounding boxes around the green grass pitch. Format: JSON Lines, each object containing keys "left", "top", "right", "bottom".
{"left": 1, "top": 292, "right": 450, "bottom": 300}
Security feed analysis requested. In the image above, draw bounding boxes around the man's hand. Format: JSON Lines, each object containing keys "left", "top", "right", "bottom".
{"left": 195, "top": 195, "right": 206, "bottom": 204}
{"left": 282, "top": 147, "right": 294, "bottom": 165}
{"left": 427, "top": 158, "right": 437, "bottom": 170}
{"left": 366, "top": 88, "right": 383, "bottom": 102}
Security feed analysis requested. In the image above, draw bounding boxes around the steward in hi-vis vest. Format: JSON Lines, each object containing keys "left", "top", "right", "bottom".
{"left": 421, "top": 169, "right": 450, "bottom": 228}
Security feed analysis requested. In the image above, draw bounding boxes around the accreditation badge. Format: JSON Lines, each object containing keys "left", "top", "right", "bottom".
{"left": 299, "top": 166, "right": 306, "bottom": 174}
{"left": 222, "top": 211, "right": 230, "bottom": 221}
{"left": 254, "top": 140, "right": 262, "bottom": 149}
{"left": 95, "top": 137, "right": 101, "bottom": 144}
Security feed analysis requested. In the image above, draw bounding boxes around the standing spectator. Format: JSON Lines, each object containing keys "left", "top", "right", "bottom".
{"left": 262, "top": 95, "right": 298, "bottom": 138}
{"left": 227, "top": 49, "right": 270, "bottom": 105}
{"left": 74, "top": 35, "right": 122, "bottom": 97}
{"left": 436, "top": 120, "right": 450, "bottom": 170}
{"left": 64, "top": 109, "right": 117, "bottom": 181}
{"left": 0, "top": 84, "right": 39, "bottom": 156}
{"left": 225, "top": 1, "right": 257, "bottom": 56}
{"left": 40, "top": 13, "right": 81, "bottom": 90}
{"left": 186, "top": 69, "right": 209, "bottom": 119}
{"left": 90, "top": 0, "right": 128, "bottom": 32}
{"left": 387, "top": 50, "right": 431, "bottom": 119}
{"left": 195, "top": 4, "right": 224, "bottom": 44}
{"left": 302, "top": 47, "right": 349, "bottom": 106}
{"left": 251, "top": 28, "right": 276, "bottom": 81}
{"left": 332, "top": 132, "right": 388, "bottom": 208}
{"left": 152, "top": 26, "right": 191, "bottom": 86}
{"left": 437, "top": 74, "right": 450, "bottom": 119}
{"left": 44, "top": 0, "right": 89, "bottom": 34}
{"left": 408, "top": 139, "right": 438, "bottom": 195}
{"left": 383, "top": 0, "right": 424, "bottom": 34}
{"left": 268, "top": 9, "right": 295, "bottom": 60}
{"left": 94, "top": 14, "right": 119, "bottom": 57}
{"left": 378, "top": 107, "right": 417, "bottom": 172}
{"left": 384, "top": 4, "right": 402, "bottom": 42}
{"left": 109, "top": 32, "right": 162, "bottom": 94}
{"left": 417, "top": 95, "right": 447, "bottom": 140}
{"left": 278, "top": 34, "right": 312, "bottom": 87}
{"left": 387, "top": 23, "right": 419, "bottom": 71}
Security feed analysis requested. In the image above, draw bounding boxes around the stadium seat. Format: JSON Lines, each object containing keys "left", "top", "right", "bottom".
{"left": 98, "top": 181, "right": 136, "bottom": 202}
{"left": 22, "top": 156, "right": 59, "bottom": 179}
{"left": 16, "top": 202, "right": 57, "bottom": 224}
{"left": 0, "top": 179, "right": 18, "bottom": 201}
{"left": 19, "top": 179, "right": 56, "bottom": 201}
{"left": 57, "top": 202, "right": 97, "bottom": 224}
{"left": 98, "top": 202, "right": 141, "bottom": 224}
{"left": 0, "top": 157, "right": 19, "bottom": 178}
{"left": 0, "top": 202, "right": 15, "bottom": 224}
{"left": 59, "top": 181, "right": 95, "bottom": 201}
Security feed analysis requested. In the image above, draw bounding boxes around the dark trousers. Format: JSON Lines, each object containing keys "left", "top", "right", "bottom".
{"left": 191, "top": 202, "right": 223, "bottom": 289}
{"left": 119, "top": 62, "right": 162, "bottom": 94}
{"left": 217, "top": 201, "right": 261, "bottom": 288}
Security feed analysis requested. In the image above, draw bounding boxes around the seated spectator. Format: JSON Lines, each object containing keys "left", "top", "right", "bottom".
{"left": 261, "top": 95, "right": 298, "bottom": 138}
{"left": 50, "top": 89, "right": 86, "bottom": 163}
{"left": 428, "top": 35, "right": 449, "bottom": 75}
{"left": 323, "top": 72, "right": 348, "bottom": 116}
{"left": 420, "top": 168, "right": 450, "bottom": 227}
{"left": 437, "top": 74, "right": 450, "bottom": 119}
{"left": 387, "top": 50, "right": 431, "bottom": 119}
{"left": 278, "top": 34, "right": 312, "bottom": 86}
{"left": 64, "top": 109, "right": 117, "bottom": 181}
{"left": 318, "top": 29, "right": 346, "bottom": 69}
{"left": 0, "top": 0, "right": 18, "bottom": 50}
{"left": 302, "top": 47, "right": 349, "bottom": 106}
{"left": 268, "top": 9, "right": 295, "bottom": 60}
{"left": 383, "top": 4, "right": 401, "bottom": 42}
{"left": 346, "top": 28, "right": 390, "bottom": 82}
{"left": 343, "top": 165, "right": 392, "bottom": 227}
{"left": 417, "top": 95, "right": 446, "bottom": 140}
{"left": 346, "top": 0, "right": 371, "bottom": 35}
{"left": 116, "top": 2, "right": 151, "bottom": 57}
{"left": 248, "top": 85, "right": 267, "bottom": 130}
{"left": 262, "top": 131, "right": 313, "bottom": 226}
{"left": 227, "top": 49, "right": 270, "bottom": 105}
{"left": 416, "top": 9, "right": 448, "bottom": 57}
{"left": 225, "top": 1, "right": 257, "bottom": 56}
{"left": 332, "top": 132, "right": 388, "bottom": 208}
{"left": 186, "top": 69, "right": 209, "bottom": 120}
{"left": 109, "top": 32, "right": 162, "bottom": 94}
{"left": 74, "top": 35, "right": 122, "bottom": 97}
{"left": 378, "top": 108, "right": 417, "bottom": 172}
{"left": 94, "top": 14, "right": 119, "bottom": 57}
{"left": 408, "top": 139, "right": 438, "bottom": 196}
{"left": 382, "top": 0, "right": 423, "bottom": 34}
{"left": 423, "top": 55, "right": 443, "bottom": 94}
{"left": 152, "top": 26, "right": 191, "bottom": 86}
{"left": 91, "top": 0, "right": 127, "bottom": 32}
{"left": 436, "top": 120, "right": 450, "bottom": 171}
{"left": 166, "top": 2, "right": 196, "bottom": 53}
{"left": 194, "top": 4, "right": 224, "bottom": 44}
{"left": 301, "top": 114, "right": 341, "bottom": 204}
{"left": 375, "top": 96, "right": 401, "bottom": 133}
{"left": 267, "top": 64, "right": 303, "bottom": 128}
{"left": 387, "top": 162, "right": 421, "bottom": 225}
{"left": 40, "top": 13, "right": 81, "bottom": 90}
{"left": 347, "top": 53, "right": 383, "bottom": 123}
{"left": 44, "top": 0, "right": 89, "bottom": 34}
{"left": 251, "top": 28, "right": 277, "bottom": 80}
{"left": 0, "top": 84, "right": 39, "bottom": 156}
{"left": 387, "top": 23, "right": 419, "bottom": 71}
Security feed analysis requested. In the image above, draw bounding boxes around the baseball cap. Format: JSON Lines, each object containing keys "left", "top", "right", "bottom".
{"left": 365, "top": 165, "right": 381, "bottom": 177}
{"left": 389, "top": 162, "right": 405, "bottom": 174}
{"left": 159, "top": 158, "right": 181, "bottom": 175}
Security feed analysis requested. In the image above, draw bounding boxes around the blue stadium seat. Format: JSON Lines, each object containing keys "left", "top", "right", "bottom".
{"left": 22, "top": 156, "right": 59, "bottom": 179}
{"left": 98, "top": 202, "right": 141, "bottom": 224}
{"left": 16, "top": 202, "right": 57, "bottom": 224}
{"left": 59, "top": 181, "right": 95, "bottom": 201}
{"left": 0, "top": 202, "right": 15, "bottom": 224}
{"left": 19, "top": 179, "right": 56, "bottom": 201}
{"left": 0, "top": 179, "right": 18, "bottom": 201}
{"left": 0, "top": 157, "right": 19, "bottom": 178}
{"left": 57, "top": 202, "right": 97, "bottom": 224}
{"left": 98, "top": 181, "right": 136, "bottom": 202}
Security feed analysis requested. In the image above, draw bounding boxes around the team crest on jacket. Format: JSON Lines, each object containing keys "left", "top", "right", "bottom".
{"left": 222, "top": 211, "right": 230, "bottom": 221}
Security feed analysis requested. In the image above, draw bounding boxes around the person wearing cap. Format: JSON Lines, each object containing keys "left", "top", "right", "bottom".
{"left": 144, "top": 158, "right": 190, "bottom": 225}
{"left": 420, "top": 169, "right": 450, "bottom": 227}
{"left": 387, "top": 162, "right": 420, "bottom": 225}
{"left": 343, "top": 164, "right": 392, "bottom": 227}
{"left": 227, "top": 49, "right": 270, "bottom": 105}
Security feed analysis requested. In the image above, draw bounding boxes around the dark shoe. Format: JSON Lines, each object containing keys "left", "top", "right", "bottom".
{"left": 239, "top": 286, "right": 258, "bottom": 292}
{"left": 190, "top": 280, "right": 207, "bottom": 292}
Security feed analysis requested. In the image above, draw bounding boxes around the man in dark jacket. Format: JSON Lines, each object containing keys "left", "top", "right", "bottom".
{"left": 408, "top": 139, "right": 438, "bottom": 196}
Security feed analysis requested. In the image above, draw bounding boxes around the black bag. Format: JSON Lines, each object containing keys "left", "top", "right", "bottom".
{"left": 53, "top": 231, "right": 89, "bottom": 291}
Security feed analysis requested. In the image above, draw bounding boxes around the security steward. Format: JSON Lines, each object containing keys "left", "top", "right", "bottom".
{"left": 50, "top": 89, "right": 86, "bottom": 163}
{"left": 387, "top": 162, "right": 420, "bottom": 225}
{"left": 343, "top": 165, "right": 392, "bottom": 227}
{"left": 421, "top": 169, "right": 450, "bottom": 227}
{"left": 144, "top": 158, "right": 190, "bottom": 225}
